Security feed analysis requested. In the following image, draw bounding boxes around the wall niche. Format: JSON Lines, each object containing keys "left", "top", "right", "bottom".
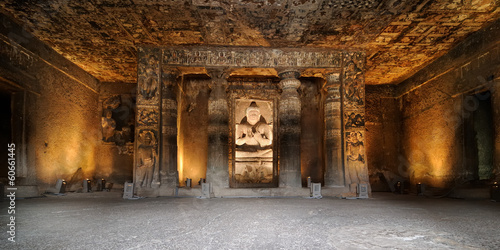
{"left": 101, "top": 94, "right": 135, "bottom": 154}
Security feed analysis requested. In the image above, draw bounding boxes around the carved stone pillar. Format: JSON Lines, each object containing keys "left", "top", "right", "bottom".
{"left": 206, "top": 68, "right": 230, "bottom": 188}
{"left": 135, "top": 47, "right": 161, "bottom": 191}
{"left": 324, "top": 72, "right": 344, "bottom": 187}
{"left": 342, "top": 52, "right": 369, "bottom": 195}
{"left": 278, "top": 70, "right": 302, "bottom": 187}
{"left": 160, "top": 68, "right": 179, "bottom": 187}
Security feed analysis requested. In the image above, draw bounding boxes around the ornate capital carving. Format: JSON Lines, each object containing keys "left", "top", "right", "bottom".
{"left": 278, "top": 69, "right": 301, "bottom": 91}
{"left": 207, "top": 68, "right": 230, "bottom": 89}
{"left": 279, "top": 78, "right": 301, "bottom": 91}
{"left": 278, "top": 69, "right": 301, "bottom": 80}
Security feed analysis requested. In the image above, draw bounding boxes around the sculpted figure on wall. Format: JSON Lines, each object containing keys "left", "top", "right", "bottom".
{"left": 101, "top": 109, "right": 117, "bottom": 142}
{"left": 136, "top": 130, "right": 158, "bottom": 188}
{"left": 346, "top": 131, "right": 369, "bottom": 189}
{"left": 138, "top": 54, "right": 159, "bottom": 103}
{"left": 234, "top": 100, "right": 274, "bottom": 184}
{"left": 101, "top": 95, "right": 135, "bottom": 145}
{"left": 235, "top": 101, "right": 273, "bottom": 156}
{"left": 344, "top": 60, "right": 365, "bottom": 108}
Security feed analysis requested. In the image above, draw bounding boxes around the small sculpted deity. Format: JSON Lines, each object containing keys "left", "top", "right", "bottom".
{"left": 136, "top": 131, "right": 157, "bottom": 188}
{"left": 101, "top": 109, "right": 116, "bottom": 142}
{"left": 346, "top": 131, "right": 368, "bottom": 191}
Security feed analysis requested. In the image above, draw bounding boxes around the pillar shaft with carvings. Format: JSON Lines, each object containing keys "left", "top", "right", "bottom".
{"left": 342, "top": 52, "right": 369, "bottom": 194}
{"left": 160, "top": 68, "right": 179, "bottom": 187}
{"left": 324, "top": 72, "right": 344, "bottom": 187}
{"left": 135, "top": 47, "right": 161, "bottom": 190}
{"left": 206, "top": 69, "right": 230, "bottom": 188}
{"left": 278, "top": 70, "right": 302, "bottom": 187}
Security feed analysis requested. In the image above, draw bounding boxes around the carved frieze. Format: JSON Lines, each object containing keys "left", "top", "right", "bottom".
{"left": 344, "top": 111, "right": 365, "bottom": 130}
{"left": 343, "top": 52, "right": 365, "bottom": 109}
{"left": 163, "top": 47, "right": 342, "bottom": 68}
{"left": 137, "top": 108, "right": 159, "bottom": 127}
{"left": 228, "top": 78, "right": 280, "bottom": 100}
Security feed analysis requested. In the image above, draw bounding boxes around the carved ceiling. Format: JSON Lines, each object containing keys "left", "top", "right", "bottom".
{"left": 1, "top": 0, "right": 499, "bottom": 85}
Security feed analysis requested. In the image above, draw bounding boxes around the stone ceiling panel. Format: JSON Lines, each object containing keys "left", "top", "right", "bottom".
{"left": 0, "top": 0, "right": 499, "bottom": 85}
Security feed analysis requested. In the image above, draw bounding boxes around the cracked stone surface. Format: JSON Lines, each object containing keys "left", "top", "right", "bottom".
{"left": 1, "top": 192, "right": 499, "bottom": 249}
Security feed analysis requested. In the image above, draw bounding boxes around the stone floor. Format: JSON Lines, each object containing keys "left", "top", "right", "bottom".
{"left": 1, "top": 191, "right": 499, "bottom": 249}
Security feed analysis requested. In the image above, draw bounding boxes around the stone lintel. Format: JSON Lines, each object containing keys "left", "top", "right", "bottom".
{"left": 160, "top": 46, "right": 344, "bottom": 68}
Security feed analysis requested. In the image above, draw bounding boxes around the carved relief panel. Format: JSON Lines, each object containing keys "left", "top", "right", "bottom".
{"left": 137, "top": 50, "right": 160, "bottom": 105}
{"left": 343, "top": 54, "right": 365, "bottom": 109}
{"left": 344, "top": 111, "right": 365, "bottom": 129}
{"left": 136, "top": 129, "right": 159, "bottom": 188}
{"left": 234, "top": 99, "right": 274, "bottom": 185}
{"left": 228, "top": 79, "right": 279, "bottom": 188}
{"left": 101, "top": 95, "right": 135, "bottom": 154}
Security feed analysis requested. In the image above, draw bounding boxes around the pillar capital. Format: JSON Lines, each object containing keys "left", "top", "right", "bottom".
{"left": 207, "top": 68, "right": 230, "bottom": 89}
{"left": 278, "top": 69, "right": 301, "bottom": 91}
{"left": 277, "top": 69, "right": 301, "bottom": 80}
{"left": 207, "top": 67, "right": 230, "bottom": 79}
{"left": 325, "top": 72, "right": 340, "bottom": 87}
{"left": 324, "top": 72, "right": 341, "bottom": 100}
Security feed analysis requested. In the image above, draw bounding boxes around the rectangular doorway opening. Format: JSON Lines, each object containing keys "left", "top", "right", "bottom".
{"left": 463, "top": 90, "right": 494, "bottom": 181}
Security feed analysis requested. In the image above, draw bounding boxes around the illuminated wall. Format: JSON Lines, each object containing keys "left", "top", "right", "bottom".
{"left": 177, "top": 77, "right": 209, "bottom": 186}
{"left": 95, "top": 82, "right": 137, "bottom": 187}
{"left": 393, "top": 19, "right": 500, "bottom": 189}
{"left": 300, "top": 78, "right": 324, "bottom": 186}
{"left": 0, "top": 14, "right": 100, "bottom": 193}
{"left": 400, "top": 82, "right": 464, "bottom": 188}
{"left": 365, "top": 19, "right": 500, "bottom": 191}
